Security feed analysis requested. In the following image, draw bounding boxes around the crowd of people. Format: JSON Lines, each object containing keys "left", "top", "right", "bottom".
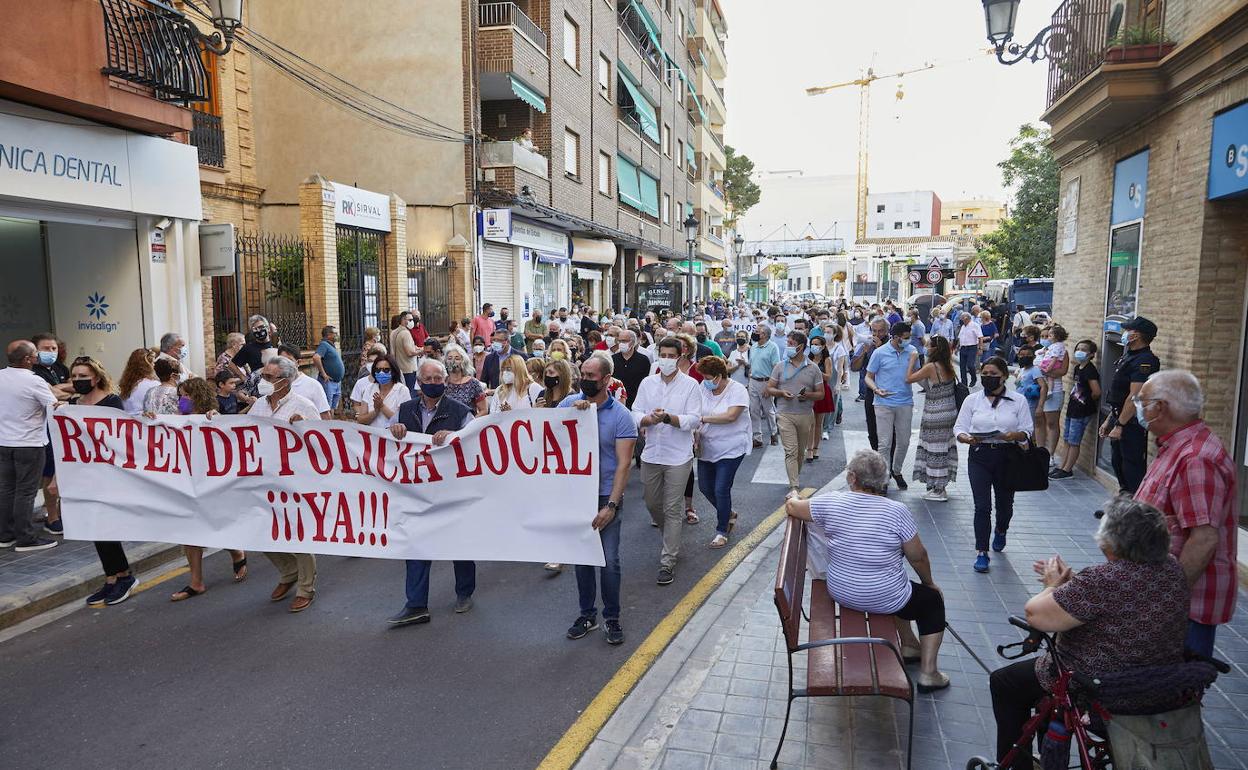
{"left": 0, "top": 291, "right": 1239, "bottom": 763}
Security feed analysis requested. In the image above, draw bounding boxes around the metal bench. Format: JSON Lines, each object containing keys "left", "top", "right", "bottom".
{"left": 770, "top": 517, "right": 914, "bottom": 769}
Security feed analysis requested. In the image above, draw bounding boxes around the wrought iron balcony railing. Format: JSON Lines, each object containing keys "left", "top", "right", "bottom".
{"left": 98, "top": 0, "right": 211, "bottom": 103}
{"left": 478, "top": 3, "right": 548, "bottom": 52}
{"left": 191, "top": 110, "right": 225, "bottom": 167}
{"left": 1046, "top": 0, "right": 1169, "bottom": 108}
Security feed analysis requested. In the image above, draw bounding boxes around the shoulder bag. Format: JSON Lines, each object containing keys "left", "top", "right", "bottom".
{"left": 1006, "top": 436, "right": 1050, "bottom": 492}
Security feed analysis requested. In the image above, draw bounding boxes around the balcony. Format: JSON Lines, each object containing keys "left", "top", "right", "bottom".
{"left": 699, "top": 180, "right": 725, "bottom": 217}
{"left": 618, "top": 2, "right": 666, "bottom": 80}
{"left": 477, "top": 3, "right": 550, "bottom": 105}
{"left": 481, "top": 140, "right": 549, "bottom": 179}
{"left": 1042, "top": 0, "right": 1171, "bottom": 149}
{"left": 693, "top": 1, "right": 728, "bottom": 80}
{"left": 699, "top": 69, "right": 727, "bottom": 124}
{"left": 696, "top": 124, "right": 726, "bottom": 172}
{"left": 99, "top": 0, "right": 211, "bottom": 103}
{"left": 191, "top": 110, "right": 225, "bottom": 168}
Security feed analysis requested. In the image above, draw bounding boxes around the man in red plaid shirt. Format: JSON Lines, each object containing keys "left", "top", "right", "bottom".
{"left": 1134, "top": 370, "right": 1238, "bottom": 657}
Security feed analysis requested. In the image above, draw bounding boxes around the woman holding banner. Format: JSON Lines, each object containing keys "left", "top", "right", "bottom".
{"left": 353, "top": 354, "right": 410, "bottom": 429}
{"left": 443, "top": 344, "right": 488, "bottom": 417}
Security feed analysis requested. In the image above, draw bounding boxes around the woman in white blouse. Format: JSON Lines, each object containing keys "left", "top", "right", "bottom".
{"left": 694, "top": 356, "right": 751, "bottom": 549}
{"left": 353, "top": 354, "right": 410, "bottom": 428}
{"left": 953, "top": 356, "right": 1034, "bottom": 575}
{"left": 488, "top": 355, "right": 542, "bottom": 412}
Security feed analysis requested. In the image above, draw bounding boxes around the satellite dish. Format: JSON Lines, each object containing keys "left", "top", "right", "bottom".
{"left": 1107, "top": 1, "right": 1125, "bottom": 41}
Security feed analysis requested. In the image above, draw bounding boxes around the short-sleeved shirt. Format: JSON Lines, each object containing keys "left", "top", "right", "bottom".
{"left": 865, "top": 343, "right": 914, "bottom": 407}
{"left": 810, "top": 491, "right": 918, "bottom": 614}
{"left": 980, "top": 321, "right": 998, "bottom": 341}
{"left": 1106, "top": 345, "right": 1161, "bottom": 410}
{"left": 557, "top": 393, "right": 638, "bottom": 496}
{"left": 315, "top": 340, "right": 345, "bottom": 382}
{"left": 697, "top": 379, "right": 751, "bottom": 462}
{"left": 748, "top": 340, "right": 781, "bottom": 380}
{"left": 248, "top": 392, "right": 321, "bottom": 421}
{"left": 292, "top": 373, "right": 331, "bottom": 414}
{"left": 1135, "top": 421, "right": 1239, "bottom": 625}
{"left": 1037, "top": 558, "right": 1188, "bottom": 692}
{"left": 0, "top": 367, "right": 57, "bottom": 446}
{"left": 445, "top": 378, "right": 485, "bottom": 410}
{"left": 769, "top": 358, "right": 823, "bottom": 414}
{"left": 957, "top": 320, "right": 983, "bottom": 347}
{"left": 1066, "top": 363, "right": 1100, "bottom": 419}
{"left": 354, "top": 381, "right": 412, "bottom": 428}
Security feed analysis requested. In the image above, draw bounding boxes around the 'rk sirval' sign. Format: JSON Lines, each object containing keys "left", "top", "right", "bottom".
{"left": 49, "top": 407, "right": 604, "bottom": 566}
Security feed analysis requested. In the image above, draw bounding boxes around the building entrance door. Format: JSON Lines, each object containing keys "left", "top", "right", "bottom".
{"left": 335, "top": 225, "right": 387, "bottom": 374}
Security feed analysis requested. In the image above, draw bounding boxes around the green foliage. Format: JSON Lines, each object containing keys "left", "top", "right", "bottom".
{"left": 765, "top": 262, "right": 788, "bottom": 281}
{"left": 980, "top": 124, "right": 1059, "bottom": 278}
{"left": 710, "top": 290, "right": 729, "bottom": 301}
{"left": 260, "top": 246, "right": 309, "bottom": 303}
{"left": 1109, "top": 25, "right": 1171, "bottom": 46}
{"left": 723, "top": 146, "right": 761, "bottom": 230}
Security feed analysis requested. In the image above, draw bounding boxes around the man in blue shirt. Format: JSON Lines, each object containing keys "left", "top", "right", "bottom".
{"left": 865, "top": 322, "right": 917, "bottom": 490}
{"left": 560, "top": 354, "right": 637, "bottom": 646}
{"left": 746, "top": 326, "right": 781, "bottom": 447}
{"left": 313, "top": 325, "right": 344, "bottom": 411}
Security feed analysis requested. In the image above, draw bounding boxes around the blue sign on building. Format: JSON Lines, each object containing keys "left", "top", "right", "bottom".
{"left": 1111, "top": 149, "right": 1150, "bottom": 225}
{"left": 1208, "top": 100, "right": 1248, "bottom": 200}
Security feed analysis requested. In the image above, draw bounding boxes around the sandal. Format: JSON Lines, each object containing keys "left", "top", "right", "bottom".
{"left": 684, "top": 508, "right": 699, "bottom": 525}
{"left": 232, "top": 557, "right": 248, "bottom": 583}
{"left": 709, "top": 534, "right": 728, "bottom": 549}
{"left": 171, "top": 585, "right": 204, "bottom": 602}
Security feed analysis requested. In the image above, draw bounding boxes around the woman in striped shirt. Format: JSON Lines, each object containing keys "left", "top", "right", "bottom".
{"left": 785, "top": 449, "right": 950, "bottom": 693}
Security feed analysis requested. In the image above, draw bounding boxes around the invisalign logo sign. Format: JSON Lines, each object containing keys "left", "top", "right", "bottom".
{"left": 80, "top": 292, "right": 119, "bottom": 333}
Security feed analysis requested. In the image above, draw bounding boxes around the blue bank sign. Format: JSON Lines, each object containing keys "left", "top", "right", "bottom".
{"left": 1208, "top": 101, "right": 1248, "bottom": 200}
{"left": 1111, "top": 149, "right": 1150, "bottom": 226}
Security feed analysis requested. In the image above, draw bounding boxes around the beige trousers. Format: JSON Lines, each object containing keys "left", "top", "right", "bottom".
{"left": 642, "top": 459, "right": 693, "bottom": 569}
{"left": 776, "top": 412, "right": 816, "bottom": 490}
{"left": 265, "top": 552, "right": 317, "bottom": 598}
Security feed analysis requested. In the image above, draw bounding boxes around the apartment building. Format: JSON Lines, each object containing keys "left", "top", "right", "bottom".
{"left": 1042, "top": 0, "right": 1248, "bottom": 514}
{"left": 865, "top": 191, "right": 942, "bottom": 238}
{"left": 939, "top": 199, "right": 1006, "bottom": 239}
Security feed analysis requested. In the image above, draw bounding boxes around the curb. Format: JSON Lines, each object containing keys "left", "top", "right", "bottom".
{"left": 0, "top": 542, "right": 183, "bottom": 631}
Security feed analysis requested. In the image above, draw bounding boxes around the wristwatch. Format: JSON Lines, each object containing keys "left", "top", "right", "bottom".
{"left": 606, "top": 500, "right": 619, "bottom": 511}
{"left": 662, "top": 413, "right": 672, "bottom": 424}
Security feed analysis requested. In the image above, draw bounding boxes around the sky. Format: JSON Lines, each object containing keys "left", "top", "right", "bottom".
{"left": 720, "top": 0, "right": 1054, "bottom": 238}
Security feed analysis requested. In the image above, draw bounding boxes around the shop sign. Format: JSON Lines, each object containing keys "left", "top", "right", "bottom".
{"left": 480, "top": 212, "right": 569, "bottom": 257}
{"left": 1208, "top": 101, "right": 1248, "bottom": 200}
{"left": 638, "top": 282, "right": 675, "bottom": 310}
{"left": 1111, "top": 150, "right": 1149, "bottom": 225}
{"left": 0, "top": 110, "right": 200, "bottom": 220}
{"left": 330, "top": 182, "right": 391, "bottom": 232}
{"left": 481, "top": 208, "right": 512, "bottom": 239}
{"left": 675, "top": 260, "right": 704, "bottom": 275}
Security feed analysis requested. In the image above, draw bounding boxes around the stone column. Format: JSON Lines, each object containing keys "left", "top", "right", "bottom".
{"left": 383, "top": 194, "right": 408, "bottom": 323}
{"left": 447, "top": 234, "right": 474, "bottom": 326}
{"left": 299, "top": 174, "right": 339, "bottom": 348}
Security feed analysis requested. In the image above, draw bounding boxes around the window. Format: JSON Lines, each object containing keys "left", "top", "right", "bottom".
{"left": 662, "top": 193, "right": 671, "bottom": 224}
{"left": 563, "top": 15, "right": 579, "bottom": 69}
{"left": 662, "top": 124, "right": 671, "bottom": 156}
{"left": 676, "top": 140, "right": 684, "bottom": 169}
{"left": 677, "top": 10, "right": 685, "bottom": 40}
{"left": 675, "top": 73, "right": 684, "bottom": 102}
{"left": 893, "top": 222, "right": 903, "bottom": 230}
{"left": 963, "top": 212, "right": 974, "bottom": 220}
{"left": 907, "top": 220, "right": 920, "bottom": 229}
{"left": 617, "top": 68, "right": 660, "bottom": 144}
{"left": 876, "top": 204, "right": 885, "bottom": 213}
{"left": 597, "top": 54, "right": 610, "bottom": 96}
{"left": 875, "top": 222, "right": 885, "bottom": 231}
{"left": 564, "top": 128, "right": 579, "bottom": 177}
{"left": 950, "top": 214, "right": 959, "bottom": 220}
{"left": 598, "top": 151, "right": 610, "bottom": 195}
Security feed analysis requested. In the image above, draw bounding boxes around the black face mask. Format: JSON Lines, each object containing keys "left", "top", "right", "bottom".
{"left": 750, "top": 333, "right": 761, "bottom": 343}
{"left": 72, "top": 379, "right": 94, "bottom": 395}
{"left": 696, "top": 333, "right": 707, "bottom": 343}
{"left": 580, "top": 379, "right": 602, "bottom": 398}
{"left": 981, "top": 375, "right": 1003, "bottom": 393}
{"left": 544, "top": 375, "right": 560, "bottom": 389}
{"left": 250, "top": 329, "right": 269, "bottom": 343}
{"left": 736, "top": 339, "right": 748, "bottom": 348}
{"left": 1018, "top": 356, "right": 1034, "bottom": 367}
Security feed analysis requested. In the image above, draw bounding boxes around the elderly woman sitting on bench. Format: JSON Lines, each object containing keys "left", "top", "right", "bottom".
{"left": 785, "top": 449, "right": 950, "bottom": 692}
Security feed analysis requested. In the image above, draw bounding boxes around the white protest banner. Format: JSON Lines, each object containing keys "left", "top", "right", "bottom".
{"left": 48, "top": 406, "right": 605, "bottom": 566}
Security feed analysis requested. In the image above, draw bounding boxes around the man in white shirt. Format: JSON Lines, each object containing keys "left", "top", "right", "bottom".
{"left": 954, "top": 313, "right": 985, "bottom": 387}
{"left": 248, "top": 356, "right": 320, "bottom": 611}
{"left": 631, "top": 338, "right": 702, "bottom": 586}
{"left": 278, "top": 345, "right": 332, "bottom": 419}
{"left": 156, "top": 332, "right": 192, "bottom": 382}
{"left": 0, "top": 340, "right": 59, "bottom": 551}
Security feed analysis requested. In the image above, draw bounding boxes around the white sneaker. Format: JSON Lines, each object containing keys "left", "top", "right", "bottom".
{"left": 922, "top": 490, "right": 947, "bottom": 502}
{"left": 821, "top": 431, "right": 829, "bottom": 440}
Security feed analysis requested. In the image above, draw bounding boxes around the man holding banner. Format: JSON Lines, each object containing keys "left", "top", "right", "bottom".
{"left": 248, "top": 356, "right": 321, "bottom": 612}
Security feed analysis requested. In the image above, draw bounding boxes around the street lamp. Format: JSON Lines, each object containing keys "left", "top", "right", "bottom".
{"left": 754, "top": 249, "right": 764, "bottom": 304}
{"left": 981, "top": 0, "right": 1067, "bottom": 65}
{"left": 732, "top": 233, "right": 745, "bottom": 306}
{"left": 189, "top": 0, "right": 244, "bottom": 55}
{"left": 683, "top": 213, "right": 700, "bottom": 318}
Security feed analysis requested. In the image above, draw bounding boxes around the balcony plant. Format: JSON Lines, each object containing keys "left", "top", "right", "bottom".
{"left": 1104, "top": 24, "right": 1175, "bottom": 63}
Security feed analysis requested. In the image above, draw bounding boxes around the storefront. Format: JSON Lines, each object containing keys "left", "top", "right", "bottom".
{"left": 477, "top": 208, "right": 570, "bottom": 316}
{"left": 0, "top": 101, "right": 203, "bottom": 377}
{"left": 570, "top": 237, "right": 617, "bottom": 313}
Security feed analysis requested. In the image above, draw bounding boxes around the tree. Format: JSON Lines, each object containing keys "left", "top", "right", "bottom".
{"left": 723, "top": 146, "right": 761, "bottom": 231}
{"left": 979, "top": 124, "right": 1059, "bottom": 278}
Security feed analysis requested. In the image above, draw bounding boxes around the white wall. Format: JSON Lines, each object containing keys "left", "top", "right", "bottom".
{"left": 867, "top": 191, "right": 937, "bottom": 238}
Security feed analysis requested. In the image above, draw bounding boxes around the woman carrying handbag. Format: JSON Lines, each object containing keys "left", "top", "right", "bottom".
{"left": 953, "top": 357, "right": 1035, "bottom": 575}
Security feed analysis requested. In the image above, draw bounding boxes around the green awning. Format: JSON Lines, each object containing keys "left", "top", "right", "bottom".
{"left": 638, "top": 170, "right": 660, "bottom": 218}
{"left": 617, "top": 68, "right": 659, "bottom": 144}
{"left": 688, "top": 91, "right": 706, "bottom": 124}
{"left": 631, "top": 0, "right": 662, "bottom": 48}
{"left": 616, "top": 155, "right": 644, "bottom": 211}
{"left": 509, "top": 76, "right": 546, "bottom": 113}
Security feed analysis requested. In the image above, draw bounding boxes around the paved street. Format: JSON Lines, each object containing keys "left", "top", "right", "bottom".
{"left": 0, "top": 399, "right": 848, "bottom": 769}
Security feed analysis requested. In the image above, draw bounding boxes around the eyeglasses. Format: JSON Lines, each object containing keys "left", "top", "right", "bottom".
{"left": 72, "top": 356, "right": 94, "bottom": 365}
{"left": 260, "top": 373, "right": 284, "bottom": 382}
{"left": 374, "top": 367, "right": 392, "bottom": 373}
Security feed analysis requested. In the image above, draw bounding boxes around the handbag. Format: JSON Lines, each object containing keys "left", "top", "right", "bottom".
{"left": 953, "top": 380, "right": 970, "bottom": 411}
{"left": 1006, "top": 437, "right": 1050, "bottom": 492}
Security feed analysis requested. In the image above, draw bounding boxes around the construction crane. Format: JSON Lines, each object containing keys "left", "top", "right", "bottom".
{"left": 806, "top": 62, "right": 935, "bottom": 242}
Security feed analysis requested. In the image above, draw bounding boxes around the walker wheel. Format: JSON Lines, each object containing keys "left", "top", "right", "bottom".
{"left": 965, "top": 758, "right": 994, "bottom": 770}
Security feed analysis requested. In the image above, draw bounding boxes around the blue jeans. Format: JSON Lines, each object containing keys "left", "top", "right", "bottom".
{"left": 1186, "top": 620, "right": 1217, "bottom": 658}
{"left": 959, "top": 347, "right": 979, "bottom": 386}
{"left": 575, "top": 496, "right": 622, "bottom": 621}
{"left": 320, "top": 377, "right": 342, "bottom": 410}
{"left": 697, "top": 455, "right": 745, "bottom": 536}
{"left": 404, "top": 559, "right": 475, "bottom": 609}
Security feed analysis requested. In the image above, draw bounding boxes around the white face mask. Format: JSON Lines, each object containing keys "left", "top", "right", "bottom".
{"left": 257, "top": 379, "right": 276, "bottom": 397}
{"left": 473, "top": 345, "right": 485, "bottom": 354}
{"left": 619, "top": 342, "right": 632, "bottom": 353}
{"left": 501, "top": 371, "right": 515, "bottom": 385}
{"left": 533, "top": 349, "right": 546, "bottom": 358}
{"left": 405, "top": 320, "right": 415, "bottom": 329}
{"left": 605, "top": 336, "right": 617, "bottom": 347}
{"left": 657, "top": 358, "right": 678, "bottom": 376}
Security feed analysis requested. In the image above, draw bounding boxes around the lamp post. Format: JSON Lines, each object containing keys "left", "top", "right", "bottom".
{"left": 981, "top": 0, "right": 1067, "bottom": 65}
{"left": 683, "top": 213, "right": 700, "bottom": 318}
{"left": 754, "top": 249, "right": 764, "bottom": 304}
{"left": 732, "top": 233, "right": 745, "bottom": 306}
{"left": 187, "top": 0, "right": 245, "bottom": 55}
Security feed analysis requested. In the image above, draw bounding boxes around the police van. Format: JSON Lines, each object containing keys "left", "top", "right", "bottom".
{"left": 985, "top": 278, "right": 1054, "bottom": 314}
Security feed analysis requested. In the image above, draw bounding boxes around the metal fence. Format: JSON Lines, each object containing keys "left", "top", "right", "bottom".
{"left": 406, "top": 251, "right": 452, "bottom": 339}
{"left": 335, "top": 225, "right": 388, "bottom": 368}
{"left": 191, "top": 111, "right": 225, "bottom": 168}
{"left": 1046, "top": 0, "right": 1112, "bottom": 108}
{"left": 211, "top": 231, "right": 315, "bottom": 357}
{"left": 478, "top": 2, "right": 547, "bottom": 50}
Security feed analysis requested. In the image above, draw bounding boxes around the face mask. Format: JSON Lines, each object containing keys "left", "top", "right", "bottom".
{"left": 405, "top": 320, "right": 415, "bottom": 329}
{"left": 501, "top": 371, "right": 515, "bottom": 386}
{"left": 37, "top": 351, "right": 56, "bottom": 366}
{"left": 177, "top": 396, "right": 194, "bottom": 415}
{"left": 1074, "top": 350, "right": 1089, "bottom": 363}
{"left": 980, "top": 375, "right": 1003, "bottom": 392}
{"left": 579, "top": 379, "right": 602, "bottom": 398}
{"left": 619, "top": 342, "right": 632, "bottom": 353}
{"left": 702, "top": 378, "right": 720, "bottom": 392}
{"left": 657, "top": 358, "right": 678, "bottom": 376}
{"left": 374, "top": 371, "right": 393, "bottom": 385}
{"left": 1134, "top": 400, "right": 1153, "bottom": 430}
{"left": 251, "top": 329, "right": 269, "bottom": 342}
{"left": 789, "top": 344, "right": 804, "bottom": 359}
{"left": 696, "top": 333, "right": 707, "bottom": 343}
{"left": 533, "top": 349, "right": 546, "bottom": 358}
{"left": 491, "top": 342, "right": 504, "bottom": 353}
{"left": 487, "top": 311, "right": 496, "bottom": 318}
{"left": 551, "top": 351, "right": 566, "bottom": 361}
{"left": 72, "top": 379, "right": 94, "bottom": 395}
{"left": 419, "top": 382, "right": 446, "bottom": 399}
{"left": 736, "top": 339, "right": 748, "bottom": 348}
{"left": 500, "top": 313, "right": 509, "bottom": 320}
{"left": 1121, "top": 331, "right": 1134, "bottom": 347}
{"left": 257, "top": 379, "right": 276, "bottom": 397}
{"left": 473, "top": 345, "right": 485, "bottom": 354}
{"left": 605, "top": 336, "right": 617, "bottom": 347}
{"left": 544, "top": 375, "right": 560, "bottom": 389}
{"left": 1040, "top": 338, "right": 1052, "bottom": 348}
{"left": 750, "top": 333, "right": 761, "bottom": 343}
{"left": 1018, "top": 356, "right": 1034, "bottom": 367}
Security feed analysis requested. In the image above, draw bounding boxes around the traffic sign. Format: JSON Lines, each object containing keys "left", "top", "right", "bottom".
{"left": 967, "top": 260, "right": 990, "bottom": 279}
{"left": 926, "top": 256, "right": 943, "bottom": 272}
{"left": 907, "top": 270, "right": 923, "bottom": 284}
{"left": 926, "top": 269, "right": 943, "bottom": 283}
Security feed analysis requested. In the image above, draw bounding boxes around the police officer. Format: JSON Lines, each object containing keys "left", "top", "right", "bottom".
{"left": 1098, "top": 316, "right": 1160, "bottom": 494}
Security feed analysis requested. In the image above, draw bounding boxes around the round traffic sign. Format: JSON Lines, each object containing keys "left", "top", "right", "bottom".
{"left": 927, "top": 269, "right": 943, "bottom": 283}
{"left": 908, "top": 270, "right": 923, "bottom": 284}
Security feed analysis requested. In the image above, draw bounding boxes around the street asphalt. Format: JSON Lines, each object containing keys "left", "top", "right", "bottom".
{"left": 0, "top": 394, "right": 854, "bottom": 769}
